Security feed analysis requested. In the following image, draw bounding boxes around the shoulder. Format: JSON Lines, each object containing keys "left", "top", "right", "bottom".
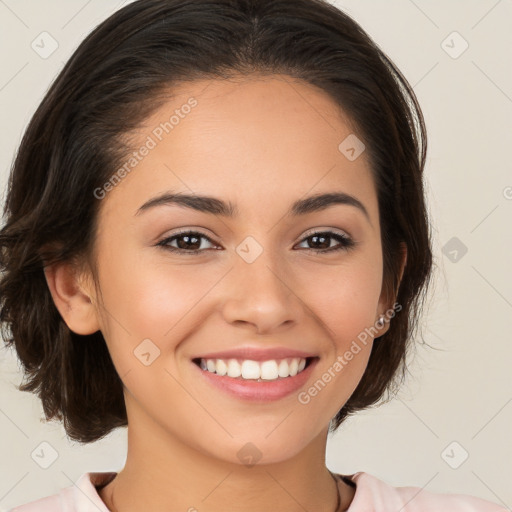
{"left": 340, "top": 472, "right": 508, "bottom": 511}
{"left": 8, "top": 472, "right": 116, "bottom": 512}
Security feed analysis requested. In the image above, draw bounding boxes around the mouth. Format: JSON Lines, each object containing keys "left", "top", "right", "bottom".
{"left": 191, "top": 356, "right": 319, "bottom": 402}
{"left": 192, "top": 356, "right": 315, "bottom": 381}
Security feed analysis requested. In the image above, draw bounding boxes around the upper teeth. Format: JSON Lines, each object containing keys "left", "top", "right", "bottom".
{"left": 199, "top": 358, "right": 307, "bottom": 380}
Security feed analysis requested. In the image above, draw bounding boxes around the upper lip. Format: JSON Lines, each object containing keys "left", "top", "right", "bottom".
{"left": 193, "top": 347, "right": 317, "bottom": 362}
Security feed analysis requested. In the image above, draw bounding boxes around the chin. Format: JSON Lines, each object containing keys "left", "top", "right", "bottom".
{"left": 200, "top": 429, "right": 319, "bottom": 467}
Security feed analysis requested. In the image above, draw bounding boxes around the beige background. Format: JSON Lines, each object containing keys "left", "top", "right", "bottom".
{"left": 0, "top": 0, "right": 511, "bottom": 509}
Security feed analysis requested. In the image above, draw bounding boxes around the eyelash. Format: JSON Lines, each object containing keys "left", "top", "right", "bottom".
{"left": 156, "top": 229, "right": 356, "bottom": 255}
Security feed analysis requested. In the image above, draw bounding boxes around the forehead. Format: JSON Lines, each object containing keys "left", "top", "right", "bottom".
{"left": 100, "top": 74, "right": 378, "bottom": 225}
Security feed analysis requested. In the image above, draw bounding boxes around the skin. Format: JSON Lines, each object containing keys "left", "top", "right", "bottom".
{"left": 45, "top": 74, "right": 406, "bottom": 512}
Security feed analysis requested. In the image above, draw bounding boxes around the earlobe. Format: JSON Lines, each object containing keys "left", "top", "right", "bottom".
{"left": 43, "top": 261, "right": 101, "bottom": 335}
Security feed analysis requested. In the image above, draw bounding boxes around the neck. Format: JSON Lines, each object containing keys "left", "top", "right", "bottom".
{"left": 99, "top": 408, "right": 354, "bottom": 512}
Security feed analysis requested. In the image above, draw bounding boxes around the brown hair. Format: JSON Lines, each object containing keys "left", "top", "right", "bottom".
{"left": 0, "top": 0, "right": 433, "bottom": 443}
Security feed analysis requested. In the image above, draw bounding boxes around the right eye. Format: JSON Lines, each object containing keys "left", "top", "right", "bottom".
{"left": 156, "top": 230, "right": 220, "bottom": 255}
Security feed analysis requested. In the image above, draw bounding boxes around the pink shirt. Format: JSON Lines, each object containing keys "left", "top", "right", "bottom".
{"left": 9, "top": 471, "right": 507, "bottom": 511}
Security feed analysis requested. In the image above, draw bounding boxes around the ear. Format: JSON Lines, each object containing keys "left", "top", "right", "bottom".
{"left": 376, "top": 242, "right": 407, "bottom": 336}
{"left": 43, "top": 260, "right": 101, "bottom": 335}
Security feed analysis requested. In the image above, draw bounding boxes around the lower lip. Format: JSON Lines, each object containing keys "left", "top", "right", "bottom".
{"left": 192, "top": 358, "right": 318, "bottom": 402}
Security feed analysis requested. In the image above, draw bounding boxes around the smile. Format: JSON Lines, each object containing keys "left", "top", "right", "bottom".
{"left": 195, "top": 357, "right": 310, "bottom": 381}
{"left": 192, "top": 356, "right": 319, "bottom": 402}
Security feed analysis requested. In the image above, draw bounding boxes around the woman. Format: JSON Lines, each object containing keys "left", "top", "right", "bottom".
{"left": 1, "top": 0, "right": 506, "bottom": 510}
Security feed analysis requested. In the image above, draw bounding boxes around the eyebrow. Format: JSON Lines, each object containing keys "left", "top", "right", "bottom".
{"left": 135, "top": 190, "right": 371, "bottom": 224}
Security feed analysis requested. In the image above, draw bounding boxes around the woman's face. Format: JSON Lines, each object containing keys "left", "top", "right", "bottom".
{"left": 85, "top": 74, "right": 393, "bottom": 464}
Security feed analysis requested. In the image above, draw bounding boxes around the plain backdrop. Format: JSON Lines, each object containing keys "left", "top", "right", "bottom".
{"left": 0, "top": 0, "right": 511, "bottom": 510}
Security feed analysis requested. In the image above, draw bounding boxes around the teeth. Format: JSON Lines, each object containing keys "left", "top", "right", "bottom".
{"left": 241, "top": 360, "right": 260, "bottom": 379}
{"left": 198, "top": 357, "right": 309, "bottom": 380}
{"left": 289, "top": 358, "right": 299, "bottom": 376}
{"left": 227, "top": 359, "right": 241, "bottom": 378}
{"left": 278, "top": 359, "right": 289, "bottom": 377}
{"left": 216, "top": 359, "right": 227, "bottom": 376}
{"left": 260, "top": 360, "right": 278, "bottom": 380}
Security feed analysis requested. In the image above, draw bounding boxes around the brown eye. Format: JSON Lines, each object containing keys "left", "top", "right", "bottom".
{"left": 156, "top": 230, "right": 356, "bottom": 256}
{"left": 157, "top": 231, "right": 218, "bottom": 254}
{"left": 296, "top": 231, "right": 355, "bottom": 253}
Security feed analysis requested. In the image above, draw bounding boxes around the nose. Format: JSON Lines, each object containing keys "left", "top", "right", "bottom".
{"left": 220, "top": 250, "right": 303, "bottom": 335}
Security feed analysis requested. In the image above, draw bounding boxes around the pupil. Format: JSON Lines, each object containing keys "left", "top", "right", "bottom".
{"left": 311, "top": 234, "right": 329, "bottom": 249}
{"left": 178, "top": 235, "right": 200, "bottom": 250}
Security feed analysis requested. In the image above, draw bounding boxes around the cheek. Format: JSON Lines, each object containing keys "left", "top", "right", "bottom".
{"left": 299, "top": 255, "right": 383, "bottom": 342}
{"left": 294, "top": 261, "right": 382, "bottom": 421}
{"left": 94, "top": 252, "right": 223, "bottom": 361}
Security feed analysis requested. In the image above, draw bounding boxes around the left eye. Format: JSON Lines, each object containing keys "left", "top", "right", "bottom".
{"left": 296, "top": 231, "right": 355, "bottom": 252}
{"left": 156, "top": 230, "right": 355, "bottom": 255}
